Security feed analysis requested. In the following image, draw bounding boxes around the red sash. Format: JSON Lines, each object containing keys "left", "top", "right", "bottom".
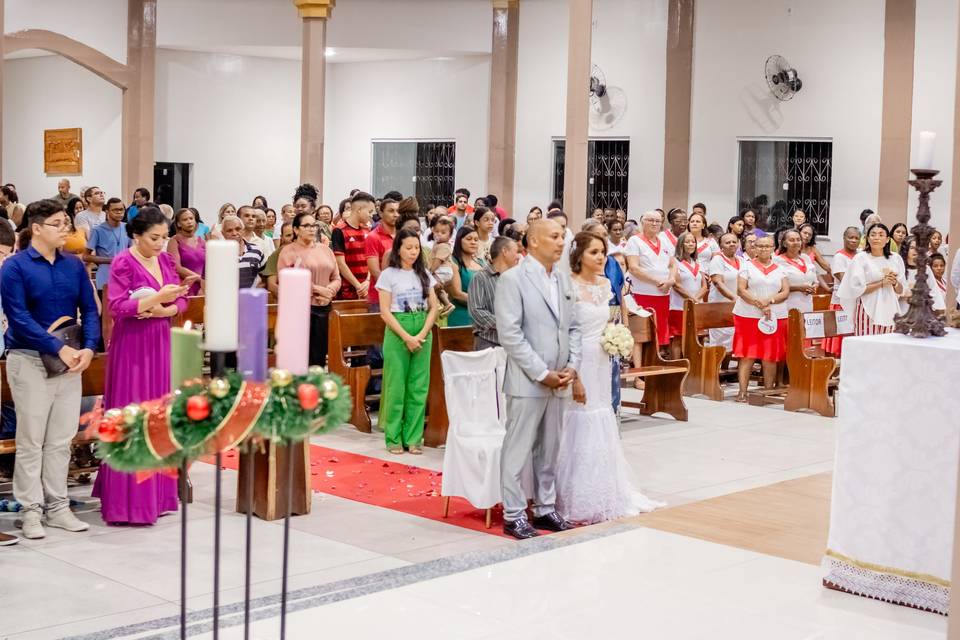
{"left": 838, "top": 249, "right": 856, "bottom": 259}
{"left": 680, "top": 260, "right": 700, "bottom": 277}
{"left": 720, "top": 255, "right": 740, "bottom": 270}
{"left": 640, "top": 235, "right": 661, "bottom": 255}
{"left": 782, "top": 255, "right": 808, "bottom": 273}
{"left": 751, "top": 259, "right": 778, "bottom": 276}
{"left": 697, "top": 240, "right": 713, "bottom": 254}
{"left": 663, "top": 230, "right": 677, "bottom": 247}
{"left": 937, "top": 278, "right": 947, "bottom": 293}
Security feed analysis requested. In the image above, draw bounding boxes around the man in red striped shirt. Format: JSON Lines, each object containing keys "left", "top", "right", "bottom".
{"left": 332, "top": 192, "right": 375, "bottom": 300}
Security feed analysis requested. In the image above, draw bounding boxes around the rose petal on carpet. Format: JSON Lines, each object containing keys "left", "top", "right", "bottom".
{"left": 212, "top": 445, "right": 536, "bottom": 538}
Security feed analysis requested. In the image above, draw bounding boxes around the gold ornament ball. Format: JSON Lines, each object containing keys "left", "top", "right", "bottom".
{"left": 308, "top": 365, "right": 325, "bottom": 377}
{"left": 121, "top": 404, "right": 142, "bottom": 425}
{"left": 209, "top": 377, "right": 231, "bottom": 399}
{"left": 271, "top": 369, "right": 293, "bottom": 387}
{"left": 321, "top": 379, "right": 339, "bottom": 400}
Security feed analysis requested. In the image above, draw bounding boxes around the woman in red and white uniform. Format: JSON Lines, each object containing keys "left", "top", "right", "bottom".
{"left": 775, "top": 228, "right": 818, "bottom": 315}
{"left": 798, "top": 223, "right": 832, "bottom": 291}
{"left": 835, "top": 223, "right": 906, "bottom": 336}
{"left": 625, "top": 210, "right": 676, "bottom": 348}
{"left": 658, "top": 208, "right": 687, "bottom": 253}
{"left": 707, "top": 232, "right": 741, "bottom": 351}
{"left": 687, "top": 210, "right": 718, "bottom": 269}
{"left": 931, "top": 252, "right": 948, "bottom": 298}
{"left": 823, "top": 227, "right": 860, "bottom": 356}
{"left": 732, "top": 235, "right": 789, "bottom": 402}
{"left": 668, "top": 232, "right": 707, "bottom": 355}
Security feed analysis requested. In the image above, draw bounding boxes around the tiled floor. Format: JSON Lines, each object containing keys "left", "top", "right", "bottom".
{"left": 0, "top": 392, "right": 938, "bottom": 640}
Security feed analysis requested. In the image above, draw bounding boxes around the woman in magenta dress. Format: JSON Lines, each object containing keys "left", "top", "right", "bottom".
{"left": 166, "top": 207, "right": 205, "bottom": 296}
{"left": 92, "top": 207, "right": 193, "bottom": 525}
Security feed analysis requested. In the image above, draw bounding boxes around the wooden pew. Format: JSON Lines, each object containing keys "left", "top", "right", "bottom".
{"left": 424, "top": 325, "right": 475, "bottom": 447}
{"left": 621, "top": 311, "right": 690, "bottom": 421}
{"left": 327, "top": 309, "right": 385, "bottom": 433}
{"left": 681, "top": 300, "right": 734, "bottom": 401}
{"left": 784, "top": 308, "right": 848, "bottom": 417}
{"left": 0, "top": 354, "right": 108, "bottom": 481}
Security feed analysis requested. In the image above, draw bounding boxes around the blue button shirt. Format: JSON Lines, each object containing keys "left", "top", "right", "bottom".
{"left": 1, "top": 247, "right": 101, "bottom": 354}
{"left": 87, "top": 221, "right": 130, "bottom": 289}
{"left": 605, "top": 254, "right": 625, "bottom": 306}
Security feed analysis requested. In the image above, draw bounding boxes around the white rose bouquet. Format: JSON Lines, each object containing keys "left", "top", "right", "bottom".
{"left": 600, "top": 323, "right": 634, "bottom": 359}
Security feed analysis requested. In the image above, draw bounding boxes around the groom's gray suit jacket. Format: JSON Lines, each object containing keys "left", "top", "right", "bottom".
{"left": 495, "top": 258, "right": 582, "bottom": 397}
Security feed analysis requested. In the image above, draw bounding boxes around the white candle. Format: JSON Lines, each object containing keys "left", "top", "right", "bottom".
{"left": 204, "top": 240, "right": 239, "bottom": 351}
{"left": 916, "top": 131, "right": 936, "bottom": 170}
{"left": 275, "top": 268, "right": 311, "bottom": 375}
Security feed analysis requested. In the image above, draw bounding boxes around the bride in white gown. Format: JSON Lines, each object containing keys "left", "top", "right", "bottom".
{"left": 556, "top": 231, "right": 665, "bottom": 524}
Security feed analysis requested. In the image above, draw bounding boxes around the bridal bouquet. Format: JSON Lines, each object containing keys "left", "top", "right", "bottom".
{"left": 600, "top": 323, "right": 634, "bottom": 358}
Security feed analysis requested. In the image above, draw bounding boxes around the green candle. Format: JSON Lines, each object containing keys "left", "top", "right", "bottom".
{"left": 171, "top": 322, "right": 204, "bottom": 389}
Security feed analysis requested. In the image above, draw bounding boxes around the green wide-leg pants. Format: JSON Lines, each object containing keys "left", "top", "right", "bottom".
{"left": 379, "top": 311, "right": 431, "bottom": 448}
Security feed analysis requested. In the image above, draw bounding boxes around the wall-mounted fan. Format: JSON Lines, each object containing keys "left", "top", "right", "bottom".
{"left": 764, "top": 55, "right": 802, "bottom": 101}
{"left": 589, "top": 64, "right": 627, "bottom": 130}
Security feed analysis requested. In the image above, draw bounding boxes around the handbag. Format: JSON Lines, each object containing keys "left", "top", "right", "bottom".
{"left": 40, "top": 316, "right": 83, "bottom": 378}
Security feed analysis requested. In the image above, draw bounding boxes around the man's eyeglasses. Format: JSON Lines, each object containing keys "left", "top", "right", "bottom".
{"left": 42, "top": 220, "right": 69, "bottom": 230}
{"left": 299, "top": 223, "right": 320, "bottom": 229}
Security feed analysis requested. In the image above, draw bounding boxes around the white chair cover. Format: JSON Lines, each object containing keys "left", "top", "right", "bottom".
{"left": 440, "top": 347, "right": 508, "bottom": 509}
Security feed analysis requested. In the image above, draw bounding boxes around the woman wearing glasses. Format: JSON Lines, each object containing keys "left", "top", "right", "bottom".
{"left": 277, "top": 212, "right": 341, "bottom": 366}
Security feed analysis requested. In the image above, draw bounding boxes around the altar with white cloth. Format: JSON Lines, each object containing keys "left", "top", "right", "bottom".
{"left": 823, "top": 329, "right": 960, "bottom": 614}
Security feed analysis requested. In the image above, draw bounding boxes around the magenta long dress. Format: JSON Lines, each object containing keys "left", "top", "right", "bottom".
{"left": 172, "top": 235, "right": 205, "bottom": 296}
{"left": 91, "top": 250, "right": 188, "bottom": 524}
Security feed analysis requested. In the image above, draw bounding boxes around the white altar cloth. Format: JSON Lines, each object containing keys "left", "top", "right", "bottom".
{"left": 823, "top": 329, "right": 960, "bottom": 614}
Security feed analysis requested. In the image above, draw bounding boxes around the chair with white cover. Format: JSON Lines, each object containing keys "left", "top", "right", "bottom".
{"left": 440, "top": 347, "right": 507, "bottom": 528}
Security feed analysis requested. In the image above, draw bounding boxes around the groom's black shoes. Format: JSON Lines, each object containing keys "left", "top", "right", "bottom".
{"left": 503, "top": 517, "right": 540, "bottom": 539}
{"left": 531, "top": 512, "right": 574, "bottom": 532}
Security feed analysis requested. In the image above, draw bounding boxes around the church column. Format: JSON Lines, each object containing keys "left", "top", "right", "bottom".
{"left": 562, "top": 0, "right": 592, "bottom": 228}
{"left": 876, "top": 0, "right": 916, "bottom": 226}
{"left": 487, "top": 0, "right": 520, "bottom": 215}
{"left": 294, "top": 0, "right": 334, "bottom": 196}
{"left": 947, "top": 10, "right": 960, "bottom": 313}
{"left": 662, "top": 0, "right": 694, "bottom": 209}
{"left": 121, "top": 0, "right": 157, "bottom": 200}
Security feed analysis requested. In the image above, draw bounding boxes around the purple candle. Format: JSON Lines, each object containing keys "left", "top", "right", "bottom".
{"left": 237, "top": 288, "right": 268, "bottom": 381}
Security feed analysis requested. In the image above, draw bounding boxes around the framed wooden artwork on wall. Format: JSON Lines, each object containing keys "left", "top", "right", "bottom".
{"left": 44, "top": 127, "right": 83, "bottom": 175}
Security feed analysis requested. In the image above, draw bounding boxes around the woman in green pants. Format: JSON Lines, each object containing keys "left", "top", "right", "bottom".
{"left": 376, "top": 227, "right": 440, "bottom": 454}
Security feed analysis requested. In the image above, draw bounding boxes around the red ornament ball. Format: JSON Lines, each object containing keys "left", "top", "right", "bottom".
{"left": 186, "top": 395, "right": 211, "bottom": 421}
{"left": 297, "top": 383, "right": 320, "bottom": 410}
{"left": 98, "top": 420, "right": 125, "bottom": 443}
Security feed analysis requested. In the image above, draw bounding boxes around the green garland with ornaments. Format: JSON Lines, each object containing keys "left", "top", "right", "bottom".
{"left": 90, "top": 366, "right": 351, "bottom": 473}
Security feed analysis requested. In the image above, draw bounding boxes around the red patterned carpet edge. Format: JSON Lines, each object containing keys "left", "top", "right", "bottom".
{"left": 213, "top": 444, "right": 521, "bottom": 538}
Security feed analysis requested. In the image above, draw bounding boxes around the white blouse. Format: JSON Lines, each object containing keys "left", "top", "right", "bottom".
{"left": 658, "top": 230, "right": 680, "bottom": 253}
{"left": 733, "top": 259, "right": 788, "bottom": 320}
{"left": 775, "top": 253, "right": 818, "bottom": 314}
{"left": 829, "top": 249, "right": 857, "bottom": 305}
{"left": 625, "top": 234, "right": 673, "bottom": 296}
{"left": 669, "top": 260, "right": 705, "bottom": 311}
{"left": 695, "top": 237, "right": 719, "bottom": 269}
{"left": 835, "top": 252, "right": 907, "bottom": 326}
{"left": 900, "top": 266, "right": 945, "bottom": 316}
{"left": 707, "top": 254, "right": 741, "bottom": 303}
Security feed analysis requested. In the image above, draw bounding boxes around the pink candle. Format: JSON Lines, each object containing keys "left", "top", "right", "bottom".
{"left": 276, "top": 268, "right": 311, "bottom": 375}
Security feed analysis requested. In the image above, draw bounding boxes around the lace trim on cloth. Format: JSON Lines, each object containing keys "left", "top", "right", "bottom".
{"left": 821, "top": 555, "right": 950, "bottom": 615}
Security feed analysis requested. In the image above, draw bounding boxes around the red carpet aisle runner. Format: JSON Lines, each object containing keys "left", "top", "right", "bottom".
{"left": 214, "top": 445, "right": 520, "bottom": 538}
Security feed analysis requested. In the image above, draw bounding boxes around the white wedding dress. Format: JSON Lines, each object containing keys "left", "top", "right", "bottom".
{"left": 555, "top": 279, "right": 665, "bottom": 524}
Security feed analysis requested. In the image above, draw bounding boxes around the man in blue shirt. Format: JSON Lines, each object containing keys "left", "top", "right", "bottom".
{"left": 84, "top": 197, "right": 130, "bottom": 295}
{"left": 125, "top": 186, "right": 150, "bottom": 222}
{"left": 1, "top": 199, "right": 100, "bottom": 539}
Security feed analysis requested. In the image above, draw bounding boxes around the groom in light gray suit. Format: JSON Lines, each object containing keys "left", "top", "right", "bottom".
{"left": 495, "top": 219, "right": 582, "bottom": 539}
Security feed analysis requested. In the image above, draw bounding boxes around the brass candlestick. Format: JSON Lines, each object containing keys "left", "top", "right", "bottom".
{"left": 894, "top": 168, "right": 946, "bottom": 338}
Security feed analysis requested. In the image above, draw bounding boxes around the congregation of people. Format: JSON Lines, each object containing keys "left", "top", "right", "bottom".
{"left": 0, "top": 175, "right": 955, "bottom": 544}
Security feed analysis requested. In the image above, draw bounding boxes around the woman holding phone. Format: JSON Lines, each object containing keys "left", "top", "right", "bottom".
{"left": 92, "top": 207, "right": 193, "bottom": 525}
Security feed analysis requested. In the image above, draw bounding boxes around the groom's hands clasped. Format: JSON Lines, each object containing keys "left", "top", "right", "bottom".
{"left": 541, "top": 367, "right": 577, "bottom": 390}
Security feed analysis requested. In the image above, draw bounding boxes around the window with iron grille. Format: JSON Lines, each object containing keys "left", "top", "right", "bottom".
{"left": 371, "top": 141, "right": 456, "bottom": 211}
{"left": 737, "top": 139, "right": 833, "bottom": 235}
{"left": 552, "top": 139, "right": 630, "bottom": 214}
